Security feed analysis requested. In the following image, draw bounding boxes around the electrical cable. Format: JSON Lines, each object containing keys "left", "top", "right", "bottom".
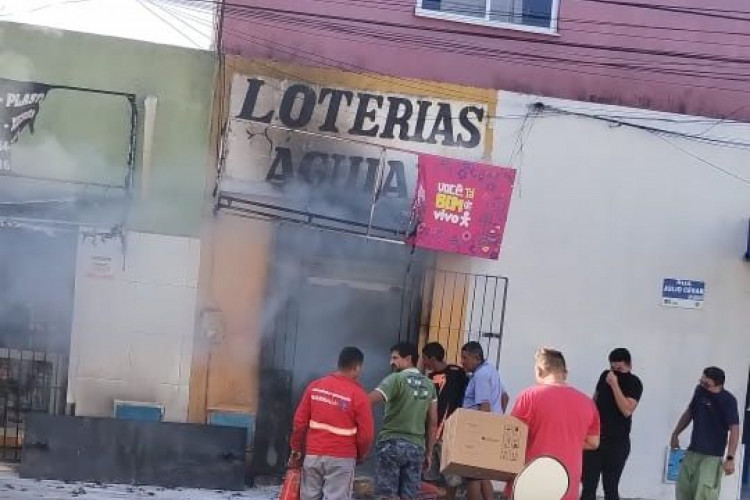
{"left": 153, "top": 1, "right": 750, "bottom": 151}
{"left": 164, "top": 3, "right": 750, "bottom": 98}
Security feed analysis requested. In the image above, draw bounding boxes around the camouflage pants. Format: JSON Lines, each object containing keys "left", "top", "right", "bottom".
{"left": 376, "top": 439, "right": 425, "bottom": 499}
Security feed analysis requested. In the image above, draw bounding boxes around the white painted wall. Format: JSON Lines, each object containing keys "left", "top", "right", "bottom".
{"left": 68, "top": 230, "right": 200, "bottom": 422}
{"left": 456, "top": 91, "right": 750, "bottom": 500}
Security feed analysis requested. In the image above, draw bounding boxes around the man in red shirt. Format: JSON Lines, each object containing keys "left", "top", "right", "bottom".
{"left": 510, "top": 348, "right": 600, "bottom": 500}
{"left": 290, "top": 347, "right": 375, "bottom": 500}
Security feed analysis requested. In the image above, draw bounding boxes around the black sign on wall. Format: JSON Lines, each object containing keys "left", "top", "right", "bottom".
{"left": 0, "top": 78, "right": 51, "bottom": 171}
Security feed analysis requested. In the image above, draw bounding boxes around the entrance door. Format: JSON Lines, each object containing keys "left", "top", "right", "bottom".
{"left": 293, "top": 279, "right": 401, "bottom": 405}
{"left": 292, "top": 278, "right": 402, "bottom": 476}
{"left": 252, "top": 225, "right": 419, "bottom": 477}
{"left": 0, "top": 227, "right": 74, "bottom": 461}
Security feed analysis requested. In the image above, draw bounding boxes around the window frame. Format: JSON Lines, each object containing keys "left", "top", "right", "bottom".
{"left": 414, "top": 0, "right": 560, "bottom": 35}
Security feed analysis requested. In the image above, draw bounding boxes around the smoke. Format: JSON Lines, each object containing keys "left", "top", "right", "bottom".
{"left": 220, "top": 125, "right": 426, "bottom": 473}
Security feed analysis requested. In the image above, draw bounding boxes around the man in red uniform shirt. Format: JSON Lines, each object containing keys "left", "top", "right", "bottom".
{"left": 290, "top": 347, "right": 375, "bottom": 500}
{"left": 510, "top": 348, "right": 600, "bottom": 500}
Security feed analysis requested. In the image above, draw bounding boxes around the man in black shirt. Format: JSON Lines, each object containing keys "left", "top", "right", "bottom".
{"left": 421, "top": 342, "right": 468, "bottom": 500}
{"left": 581, "top": 348, "right": 643, "bottom": 500}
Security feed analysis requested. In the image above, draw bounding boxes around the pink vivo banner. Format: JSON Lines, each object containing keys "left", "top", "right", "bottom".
{"left": 408, "top": 155, "right": 516, "bottom": 260}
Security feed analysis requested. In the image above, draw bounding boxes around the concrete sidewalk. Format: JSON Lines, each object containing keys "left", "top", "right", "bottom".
{"left": 0, "top": 470, "right": 279, "bottom": 500}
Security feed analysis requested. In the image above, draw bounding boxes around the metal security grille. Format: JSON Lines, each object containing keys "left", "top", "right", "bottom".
{"left": 400, "top": 268, "right": 509, "bottom": 369}
{"left": 0, "top": 348, "right": 67, "bottom": 461}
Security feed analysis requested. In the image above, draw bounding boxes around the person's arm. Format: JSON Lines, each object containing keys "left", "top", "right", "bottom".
{"left": 584, "top": 403, "right": 601, "bottom": 450}
{"left": 584, "top": 435, "right": 601, "bottom": 450}
{"left": 723, "top": 424, "right": 741, "bottom": 475}
{"left": 510, "top": 391, "right": 530, "bottom": 423}
{"left": 370, "top": 373, "right": 398, "bottom": 406}
{"left": 354, "top": 391, "right": 376, "bottom": 462}
{"left": 670, "top": 408, "right": 693, "bottom": 449}
{"left": 501, "top": 391, "right": 510, "bottom": 413}
{"left": 592, "top": 371, "right": 607, "bottom": 400}
{"left": 723, "top": 395, "right": 741, "bottom": 475}
{"left": 474, "top": 370, "right": 493, "bottom": 412}
{"left": 425, "top": 401, "right": 438, "bottom": 470}
{"left": 727, "top": 424, "right": 740, "bottom": 458}
{"left": 606, "top": 372, "right": 639, "bottom": 417}
{"left": 369, "top": 390, "right": 385, "bottom": 405}
{"left": 289, "top": 385, "right": 312, "bottom": 465}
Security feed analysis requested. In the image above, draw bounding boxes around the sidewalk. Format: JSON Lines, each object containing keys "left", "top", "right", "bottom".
{"left": 0, "top": 469, "right": 279, "bottom": 500}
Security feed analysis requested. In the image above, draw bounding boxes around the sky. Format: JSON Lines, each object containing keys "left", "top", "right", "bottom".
{"left": 0, "top": 0, "right": 215, "bottom": 50}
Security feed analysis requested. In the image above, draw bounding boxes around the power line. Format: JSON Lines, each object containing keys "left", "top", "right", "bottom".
{"left": 572, "top": 0, "right": 750, "bottom": 20}
{"left": 136, "top": 0, "right": 207, "bottom": 48}
{"left": 166, "top": 2, "right": 750, "bottom": 98}
{"left": 219, "top": 14, "right": 750, "bottom": 91}
{"left": 157, "top": 0, "right": 750, "bottom": 146}
{"left": 165, "top": 0, "right": 750, "bottom": 49}
{"left": 539, "top": 104, "right": 750, "bottom": 149}
{"left": 175, "top": 0, "right": 750, "bottom": 21}
{"left": 653, "top": 134, "right": 750, "bottom": 186}
{"left": 234, "top": 8, "right": 750, "bottom": 76}
{"left": 154, "top": 2, "right": 750, "bottom": 189}
{"left": 215, "top": 4, "right": 750, "bottom": 66}
{"left": 172, "top": 0, "right": 750, "bottom": 34}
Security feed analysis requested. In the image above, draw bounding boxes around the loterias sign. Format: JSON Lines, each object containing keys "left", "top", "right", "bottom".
{"left": 235, "top": 77, "right": 487, "bottom": 149}
{"left": 221, "top": 74, "right": 490, "bottom": 231}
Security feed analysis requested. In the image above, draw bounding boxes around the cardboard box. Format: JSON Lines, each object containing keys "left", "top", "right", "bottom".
{"left": 440, "top": 408, "right": 527, "bottom": 480}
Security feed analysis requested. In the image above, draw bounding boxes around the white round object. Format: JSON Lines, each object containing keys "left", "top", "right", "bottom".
{"left": 512, "top": 456, "right": 569, "bottom": 500}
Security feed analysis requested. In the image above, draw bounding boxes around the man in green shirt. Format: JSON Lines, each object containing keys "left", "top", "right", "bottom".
{"left": 370, "top": 342, "right": 438, "bottom": 500}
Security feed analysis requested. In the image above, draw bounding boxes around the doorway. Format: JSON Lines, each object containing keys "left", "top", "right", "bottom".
{"left": 0, "top": 225, "right": 74, "bottom": 461}
{"left": 251, "top": 224, "right": 420, "bottom": 477}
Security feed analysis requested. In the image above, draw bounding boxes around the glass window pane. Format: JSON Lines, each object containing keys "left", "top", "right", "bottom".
{"left": 423, "top": 0, "right": 488, "bottom": 19}
{"left": 521, "top": 0, "right": 552, "bottom": 27}
{"left": 489, "top": 0, "right": 519, "bottom": 23}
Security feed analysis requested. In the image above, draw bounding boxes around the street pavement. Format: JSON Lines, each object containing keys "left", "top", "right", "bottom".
{"left": 0, "top": 469, "right": 279, "bottom": 500}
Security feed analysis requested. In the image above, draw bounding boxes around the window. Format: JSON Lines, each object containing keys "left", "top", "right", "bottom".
{"left": 416, "top": 0, "right": 558, "bottom": 33}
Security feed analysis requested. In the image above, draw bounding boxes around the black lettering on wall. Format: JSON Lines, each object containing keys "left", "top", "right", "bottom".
{"left": 279, "top": 84, "right": 316, "bottom": 128}
{"left": 237, "top": 78, "right": 273, "bottom": 123}
{"left": 380, "top": 97, "right": 413, "bottom": 140}
{"left": 299, "top": 152, "right": 330, "bottom": 184}
{"left": 382, "top": 161, "right": 408, "bottom": 198}
{"left": 266, "top": 147, "right": 294, "bottom": 183}
{"left": 457, "top": 106, "right": 484, "bottom": 148}
{"left": 349, "top": 93, "right": 384, "bottom": 137}
{"left": 363, "top": 157, "right": 381, "bottom": 192}
{"left": 330, "top": 154, "right": 349, "bottom": 185}
{"left": 410, "top": 100, "right": 433, "bottom": 143}
{"left": 346, "top": 156, "right": 365, "bottom": 189}
{"left": 318, "top": 89, "right": 354, "bottom": 133}
{"left": 427, "top": 103, "right": 457, "bottom": 147}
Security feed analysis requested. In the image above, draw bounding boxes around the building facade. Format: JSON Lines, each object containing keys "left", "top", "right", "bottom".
{"left": 207, "top": 1, "right": 749, "bottom": 498}
{"left": 0, "top": 22, "right": 216, "bottom": 432}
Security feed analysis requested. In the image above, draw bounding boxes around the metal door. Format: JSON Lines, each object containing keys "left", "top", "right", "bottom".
{"left": 400, "top": 267, "right": 509, "bottom": 369}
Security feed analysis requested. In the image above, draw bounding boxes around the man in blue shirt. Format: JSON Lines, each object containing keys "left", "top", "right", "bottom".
{"left": 670, "top": 366, "right": 740, "bottom": 500}
{"left": 460, "top": 341, "right": 510, "bottom": 500}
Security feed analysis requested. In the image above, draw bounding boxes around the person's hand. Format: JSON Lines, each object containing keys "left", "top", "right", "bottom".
{"left": 423, "top": 455, "right": 432, "bottom": 473}
{"left": 670, "top": 435, "right": 680, "bottom": 450}
{"left": 287, "top": 451, "right": 303, "bottom": 469}
{"left": 605, "top": 371, "right": 619, "bottom": 387}
{"left": 723, "top": 459, "right": 735, "bottom": 476}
